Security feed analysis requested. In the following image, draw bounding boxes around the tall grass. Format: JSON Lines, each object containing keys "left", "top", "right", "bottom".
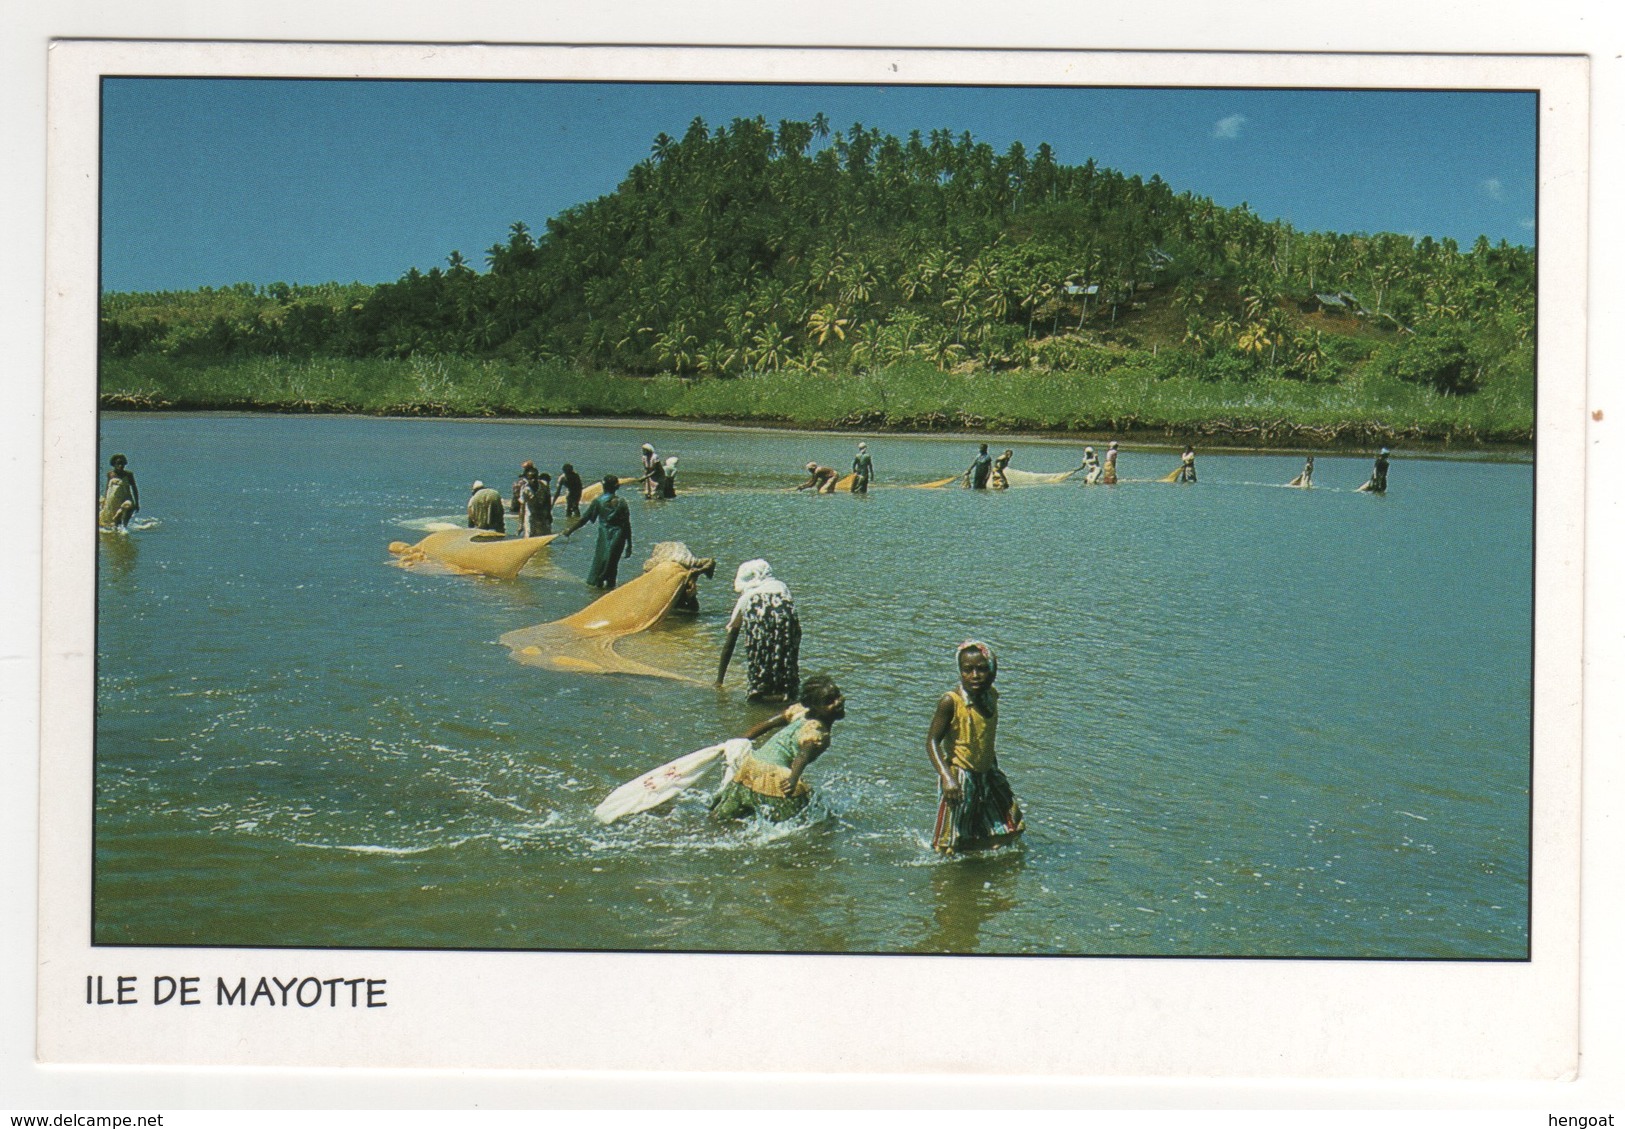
{"left": 99, "top": 354, "right": 1534, "bottom": 446}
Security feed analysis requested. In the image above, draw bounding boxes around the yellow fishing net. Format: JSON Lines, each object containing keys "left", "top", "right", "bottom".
{"left": 388, "top": 529, "right": 557, "bottom": 581}
{"left": 552, "top": 472, "right": 639, "bottom": 510}
{"left": 499, "top": 559, "right": 703, "bottom": 680}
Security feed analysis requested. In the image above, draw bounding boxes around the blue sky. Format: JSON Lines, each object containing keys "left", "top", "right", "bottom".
{"left": 100, "top": 79, "right": 1537, "bottom": 294}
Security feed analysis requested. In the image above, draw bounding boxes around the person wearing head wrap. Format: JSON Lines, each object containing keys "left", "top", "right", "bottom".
{"left": 1368, "top": 447, "right": 1391, "bottom": 494}
{"left": 639, "top": 443, "right": 660, "bottom": 498}
{"left": 657, "top": 456, "right": 679, "bottom": 499}
{"left": 554, "top": 463, "right": 584, "bottom": 517}
{"left": 710, "top": 673, "right": 846, "bottom": 823}
{"left": 850, "top": 442, "right": 874, "bottom": 494}
{"left": 99, "top": 453, "right": 140, "bottom": 529}
{"left": 1070, "top": 445, "right": 1101, "bottom": 485}
{"left": 1102, "top": 441, "right": 1120, "bottom": 485}
{"left": 561, "top": 475, "right": 632, "bottom": 588}
{"left": 466, "top": 481, "right": 506, "bottom": 533}
{"left": 925, "top": 641, "right": 1023, "bottom": 853}
{"left": 715, "top": 559, "right": 802, "bottom": 702}
{"left": 797, "top": 462, "right": 839, "bottom": 494}
{"left": 1178, "top": 444, "right": 1197, "bottom": 484}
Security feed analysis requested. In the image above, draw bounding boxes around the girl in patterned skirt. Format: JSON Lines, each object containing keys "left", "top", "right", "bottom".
{"left": 926, "top": 641, "right": 1024, "bottom": 854}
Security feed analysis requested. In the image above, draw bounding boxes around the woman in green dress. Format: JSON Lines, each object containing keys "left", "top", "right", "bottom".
{"left": 710, "top": 674, "right": 846, "bottom": 823}
{"left": 562, "top": 475, "right": 633, "bottom": 588}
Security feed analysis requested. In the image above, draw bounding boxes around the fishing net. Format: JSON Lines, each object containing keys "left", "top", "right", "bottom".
{"left": 552, "top": 471, "right": 640, "bottom": 510}
{"left": 1001, "top": 468, "right": 1072, "bottom": 487}
{"left": 592, "top": 738, "right": 752, "bottom": 824}
{"left": 499, "top": 559, "right": 703, "bottom": 680}
{"left": 388, "top": 529, "right": 557, "bottom": 581}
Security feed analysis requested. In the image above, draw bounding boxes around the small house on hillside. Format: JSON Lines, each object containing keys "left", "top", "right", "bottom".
{"left": 1312, "top": 290, "right": 1365, "bottom": 315}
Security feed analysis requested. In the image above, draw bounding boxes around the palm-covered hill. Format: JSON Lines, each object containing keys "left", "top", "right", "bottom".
{"left": 100, "top": 115, "right": 1534, "bottom": 434}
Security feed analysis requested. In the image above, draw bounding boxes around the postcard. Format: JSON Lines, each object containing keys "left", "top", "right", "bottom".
{"left": 33, "top": 38, "right": 1589, "bottom": 1088}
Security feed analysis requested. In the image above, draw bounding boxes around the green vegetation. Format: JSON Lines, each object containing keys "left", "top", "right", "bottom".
{"left": 99, "top": 116, "right": 1535, "bottom": 446}
{"left": 102, "top": 353, "right": 1532, "bottom": 447}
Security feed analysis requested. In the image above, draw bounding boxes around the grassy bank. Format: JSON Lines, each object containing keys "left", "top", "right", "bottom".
{"left": 100, "top": 354, "right": 1534, "bottom": 449}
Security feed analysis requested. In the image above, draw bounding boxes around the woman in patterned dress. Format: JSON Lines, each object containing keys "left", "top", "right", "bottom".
{"left": 1102, "top": 441, "right": 1120, "bottom": 485}
{"left": 636, "top": 443, "right": 656, "bottom": 498}
{"left": 714, "top": 559, "right": 802, "bottom": 703}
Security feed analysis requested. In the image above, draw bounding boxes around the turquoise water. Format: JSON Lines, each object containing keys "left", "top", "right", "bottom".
{"left": 93, "top": 413, "right": 1532, "bottom": 957}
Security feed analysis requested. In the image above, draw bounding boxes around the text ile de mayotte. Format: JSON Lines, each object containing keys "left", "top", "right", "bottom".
{"left": 85, "top": 974, "right": 387, "bottom": 1007}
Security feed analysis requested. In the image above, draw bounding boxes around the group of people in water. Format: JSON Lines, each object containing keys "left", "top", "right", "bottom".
{"left": 448, "top": 439, "right": 1026, "bottom": 851}
{"left": 100, "top": 432, "right": 1396, "bottom": 854}
{"left": 465, "top": 459, "right": 598, "bottom": 538}
{"left": 789, "top": 438, "right": 1395, "bottom": 494}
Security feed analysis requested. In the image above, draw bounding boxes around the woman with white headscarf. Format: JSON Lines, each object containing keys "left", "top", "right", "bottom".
{"left": 715, "top": 559, "right": 802, "bottom": 702}
{"left": 639, "top": 443, "right": 660, "bottom": 498}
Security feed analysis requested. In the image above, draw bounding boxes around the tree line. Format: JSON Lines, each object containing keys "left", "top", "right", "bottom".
{"left": 100, "top": 115, "right": 1535, "bottom": 399}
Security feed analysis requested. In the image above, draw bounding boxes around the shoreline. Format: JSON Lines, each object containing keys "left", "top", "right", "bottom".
{"left": 98, "top": 400, "right": 1535, "bottom": 460}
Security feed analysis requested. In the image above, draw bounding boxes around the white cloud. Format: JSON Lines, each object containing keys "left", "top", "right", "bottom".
{"left": 1520, "top": 218, "right": 1536, "bottom": 230}
{"left": 1212, "top": 114, "right": 1246, "bottom": 141}
{"left": 1481, "top": 177, "right": 1506, "bottom": 200}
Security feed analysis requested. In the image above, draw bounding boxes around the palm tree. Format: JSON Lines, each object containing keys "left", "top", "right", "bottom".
{"left": 849, "top": 320, "right": 886, "bottom": 368}
{"left": 1182, "top": 316, "right": 1211, "bottom": 355}
{"left": 1237, "top": 322, "right": 1270, "bottom": 359}
{"left": 749, "top": 322, "right": 794, "bottom": 371}
{"left": 1291, "top": 329, "right": 1326, "bottom": 379}
{"left": 1264, "top": 309, "right": 1293, "bottom": 367}
{"left": 1172, "top": 277, "right": 1206, "bottom": 316}
{"left": 1210, "top": 312, "right": 1241, "bottom": 351}
{"left": 806, "top": 304, "right": 850, "bottom": 347}
{"left": 923, "top": 330, "right": 966, "bottom": 370}
{"left": 697, "top": 341, "right": 738, "bottom": 376}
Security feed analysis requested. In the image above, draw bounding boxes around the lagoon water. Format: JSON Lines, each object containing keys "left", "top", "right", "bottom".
{"left": 93, "top": 413, "right": 1532, "bottom": 958}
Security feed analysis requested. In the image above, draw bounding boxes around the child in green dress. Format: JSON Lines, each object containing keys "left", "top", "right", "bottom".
{"left": 710, "top": 674, "right": 846, "bottom": 822}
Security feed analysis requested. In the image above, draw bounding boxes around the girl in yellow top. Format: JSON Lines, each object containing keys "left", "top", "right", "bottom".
{"left": 926, "top": 642, "right": 1024, "bottom": 853}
